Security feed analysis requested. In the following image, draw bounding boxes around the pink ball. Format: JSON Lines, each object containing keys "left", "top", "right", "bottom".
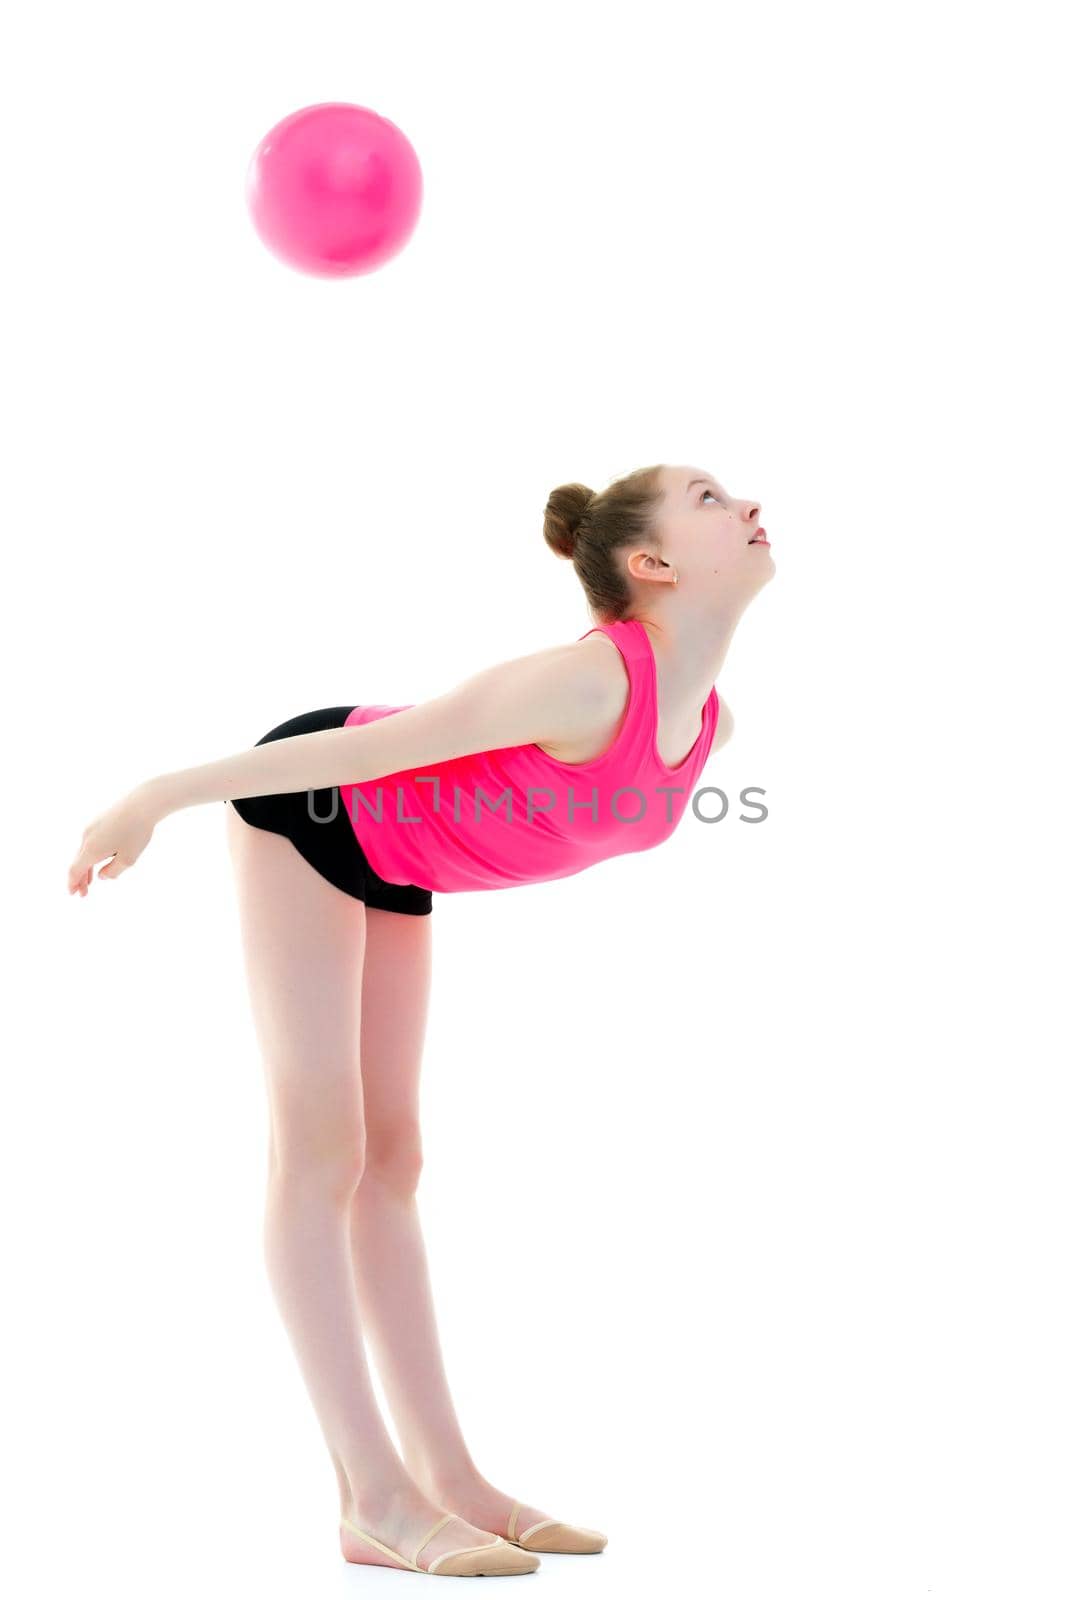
{"left": 246, "top": 102, "right": 423, "bottom": 278}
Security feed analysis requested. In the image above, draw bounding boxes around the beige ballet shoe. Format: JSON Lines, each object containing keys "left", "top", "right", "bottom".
{"left": 504, "top": 1499, "right": 607, "bottom": 1554}
{"left": 341, "top": 1509, "right": 540, "bottom": 1576}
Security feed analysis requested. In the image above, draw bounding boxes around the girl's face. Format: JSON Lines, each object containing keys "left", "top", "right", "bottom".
{"left": 632, "top": 465, "right": 775, "bottom": 602}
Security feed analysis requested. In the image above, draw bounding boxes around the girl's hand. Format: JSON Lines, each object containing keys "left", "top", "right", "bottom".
{"left": 67, "top": 785, "right": 161, "bottom": 897}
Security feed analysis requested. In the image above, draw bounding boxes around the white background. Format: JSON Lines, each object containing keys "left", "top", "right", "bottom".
{"left": 4, "top": 2, "right": 1064, "bottom": 1596}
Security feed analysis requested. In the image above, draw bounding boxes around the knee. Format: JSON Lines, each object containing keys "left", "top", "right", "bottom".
{"left": 363, "top": 1119, "right": 424, "bottom": 1196}
{"left": 269, "top": 1125, "right": 368, "bottom": 1199}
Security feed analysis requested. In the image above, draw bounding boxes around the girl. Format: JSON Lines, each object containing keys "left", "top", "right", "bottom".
{"left": 67, "top": 462, "right": 774, "bottom": 1577}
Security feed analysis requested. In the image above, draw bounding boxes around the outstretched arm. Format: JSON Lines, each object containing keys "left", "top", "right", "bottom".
{"left": 67, "top": 640, "right": 612, "bottom": 895}
{"left": 154, "top": 643, "right": 608, "bottom": 812}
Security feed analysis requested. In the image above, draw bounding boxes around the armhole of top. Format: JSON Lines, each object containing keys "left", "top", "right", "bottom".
{"left": 708, "top": 685, "right": 722, "bottom": 747}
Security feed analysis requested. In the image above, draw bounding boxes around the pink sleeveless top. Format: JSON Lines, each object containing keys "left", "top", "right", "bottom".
{"left": 337, "top": 617, "right": 720, "bottom": 893}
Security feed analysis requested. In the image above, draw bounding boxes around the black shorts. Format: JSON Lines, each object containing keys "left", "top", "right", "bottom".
{"left": 226, "top": 705, "right": 433, "bottom": 916}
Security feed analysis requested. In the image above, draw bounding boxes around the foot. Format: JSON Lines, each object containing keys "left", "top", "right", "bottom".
{"left": 339, "top": 1487, "right": 538, "bottom": 1574}
{"left": 422, "top": 1465, "right": 598, "bottom": 1548}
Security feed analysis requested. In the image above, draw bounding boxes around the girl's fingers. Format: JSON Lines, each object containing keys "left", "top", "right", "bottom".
{"left": 67, "top": 857, "right": 95, "bottom": 896}
{"left": 69, "top": 844, "right": 95, "bottom": 890}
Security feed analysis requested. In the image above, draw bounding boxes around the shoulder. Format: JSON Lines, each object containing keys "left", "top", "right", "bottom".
{"left": 490, "top": 634, "right": 625, "bottom": 742}
{"left": 468, "top": 633, "right": 620, "bottom": 710}
{"left": 343, "top": 632, "right": 624, "bottom": 778}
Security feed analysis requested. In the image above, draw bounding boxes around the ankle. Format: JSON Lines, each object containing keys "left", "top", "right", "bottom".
{"left": 408, "top": 1457, "right": 484, "bottom": 1499}
{"left": 341, "top": 1475, "right": 429, "bottom": 1526}
{"left": 426, "top": 1466, "right": 490, "bottom": 1504}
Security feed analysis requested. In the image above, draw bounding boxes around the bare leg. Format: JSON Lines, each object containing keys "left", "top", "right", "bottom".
{"left": 223, "top": 803, "right": 515, "bottom": 1569}
{"left": 351, "top": 900, "right": 556, "bottom": 1542}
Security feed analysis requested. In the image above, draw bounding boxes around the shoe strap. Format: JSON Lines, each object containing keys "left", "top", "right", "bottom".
{"left": 517, "top": 1518, "right": 558, "bottom": 1543}
{"left": 508, "top": 1500, "right": 560, "bottom": 1545}
{"left": 413, "top": 1510, "right": 459, "bottom": 1570}
{"left": 340, "top": 1516, "right": 421, "bottom": 1572}
{"left": 426, "top": 1535, "right": 504, "bottom": 1574}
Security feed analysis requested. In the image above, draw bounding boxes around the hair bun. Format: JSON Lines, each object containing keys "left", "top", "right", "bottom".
{"left": 543, "top": 482, "right": 595, "bottom": 561}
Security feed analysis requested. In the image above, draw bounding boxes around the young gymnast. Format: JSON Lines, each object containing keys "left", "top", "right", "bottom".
{"left": 67, "top": 462, "right": 774, "bottom": 1576}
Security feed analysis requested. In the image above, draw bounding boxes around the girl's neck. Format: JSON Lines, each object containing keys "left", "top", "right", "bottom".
{"left": 635, "top": 605, "right": 740, "bottom": 708}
